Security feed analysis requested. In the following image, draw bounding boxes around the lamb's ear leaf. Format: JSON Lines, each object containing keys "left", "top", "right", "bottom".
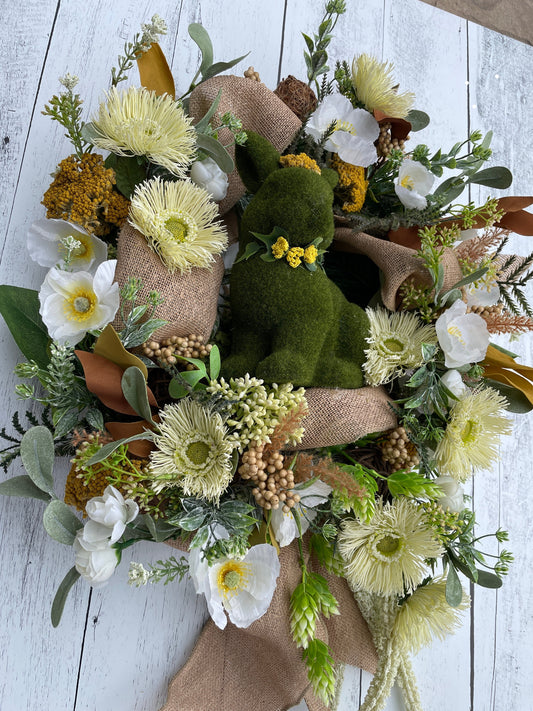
{"left": 235, "top": 131, "right": 280, "bottom": 193}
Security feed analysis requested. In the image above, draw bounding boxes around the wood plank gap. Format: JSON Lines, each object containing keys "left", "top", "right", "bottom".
{"left": 470, "top": 468, "right": 475, "bottom": 711}
{"left": 276, "top": 0, "right": 289, "bottom": 87}
{"left": 466, "top": 20, "right": 472, "bottom": 205}
{"left": 169, "top": 0, "right": 185, "bottom": 70}
{"left": 72, "top": 587, "right": 93, "bottom": 711}
{"left": 381, "top": 0, "right": 387, "bottom": 61}
{"left": 358, "top": 668, "right": 363, "bottom": 706}
{"left": 0, "top": 0, "right": 61, "bottom": 263}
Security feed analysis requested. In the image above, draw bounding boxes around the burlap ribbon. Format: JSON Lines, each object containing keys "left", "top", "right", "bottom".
{"left": 161, "top": 538, "right": 377, "bottom": 711}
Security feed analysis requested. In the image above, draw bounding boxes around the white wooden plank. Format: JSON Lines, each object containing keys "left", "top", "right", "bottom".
{"left": 468, "top": 22, "right": 533, "bottom": 711}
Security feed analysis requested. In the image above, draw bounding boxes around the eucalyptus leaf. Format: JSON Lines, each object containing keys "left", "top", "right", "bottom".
{"left": 475, "top": 569, "right": 503, "bottom": 588}
{"left": 20, "top": 426, "right": 55, "bottom": 495}
{"left": 438, "top": 288, "right": 462, "bottom": 307}
{"left": 51, "top": 567, "right": 81, "bottom": 627}
{"left": 446, "top": 267, "right": 489, "bottom": 292}
{"left": 468, "top": 166, "right": 513, "bottom": 189}
{"left": 188, "top": 23, "right": 214, "bottom": 76}
{"left": 405, "top": 110, "right": 430, "bottom": 132}
{"left": 0, "top": 475, "right": 52, "bottom": 501}
{"left": 168, "top": 378, "right": 190, "bottom": 399}
{"left": 85, "top": 432, "right": 154, "bottom": 465}
{"left": 0, "top": 285, "right": 50, "bottom": 368}
{"left": 194, "top": 89, "right": 223, "bottom": 133}
{"left": 80, "top": 122, "right": 101, "bottom": 144}
{"left": 432, "top": 177, "right": 465, "bottom": 204}
{"left": 43, "top": 500, "right": 83, "bottom": 545}
{"left": 195, "top": 132, "right": 234, "bottom": 173}
{"left": 209, "top": 345, "right": 221, "bottom": 380}
{"left": 121, "top": 367, "right": 155, "bottom": 423}
{"left": 445, "top": 563, "right": 463, "bottom": 606}
{"left": 202, "top": 54, "right": 250, "bottom": 82}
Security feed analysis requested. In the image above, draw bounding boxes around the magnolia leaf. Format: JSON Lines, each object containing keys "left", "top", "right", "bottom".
{"left": 94, "top": 324, "right": 148, "bottom": 379}
{"left": 468, "top": 166, "right": 513, "bottom": 189}
{"left": 51, "top": 567, "right": 81, "bottom": 627}
{"left": 475, "top": 569, "right": 503, "bottom": 589}
{"left": 195, "top": 132, "right": 234, "bottom": 173}
{"left": 43, "top": 500, "right": 83, "bottom": 545}
{"left": 0, "top": 285, "right": 50, "bottom": 368}
{"left": 136, "top": 42, "right": 175, "bottom": 98}
{"left": 0, "top": 475, "right": 51, "bottom": 501}
{"left": 405, "top": 110, "right": 430, "bottom": 132}
{"left": 121, "top": 367, "right": 155, "bottom": 423}
{"left": 20, "top": 426, "right": 55, "bottom": 495}
{"left": 104, "top": 153, "right": 147, "bottom": 199}
{"left": 445, "top": 563, "right": 463, "bottom": 606}
{"left": 194, "top": 89, "right": 223, "bottom": 133}
{"left": 188, "top": 23, "right": 214, "bottom": 76}
{"left": 202, "top": 54, "right": 250, "bottom": 82}
{"left": 483, "top": 378, "right": 533, "bottom": 414}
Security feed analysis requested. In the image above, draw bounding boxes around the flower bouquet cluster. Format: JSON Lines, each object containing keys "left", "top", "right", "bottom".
{"left": 1, "top": 5, "right": 532, "bottom": 710}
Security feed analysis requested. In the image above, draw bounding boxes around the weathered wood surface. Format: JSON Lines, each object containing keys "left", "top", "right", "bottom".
{"left": 0, "top": 1, "right": 531, "bottom": 709}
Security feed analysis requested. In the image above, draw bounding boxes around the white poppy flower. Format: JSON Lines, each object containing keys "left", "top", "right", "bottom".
{"left": 73, "top": 528, "right": 119, "bottom": 588}
{"left": 434, "top": 475, "right": 465, "bottom": 513}
{"left": 306, "top": 93, "right": 379, "bottom": 167}
{"left": 190, "top": 157, "right": 229, "bottom": 201}
{"left": 189, "top": 543, "right": 280, "bottom": 630}
{"left": 38, "top": 259, "right": 120, "bottom": 345}
{"left": 435, "top": 299, "right": 489, "bottom": 368}
{"left": 440, "top": 369, "right": 467, "bottom": 400}
{"left": 394, "top": 159, "right": 435, "bottom": 209}
{"left": 27, "top": 219, "right": 108, "bottom": 272}
{"left": 85, "top": 485, "right": 139, "bottom": 544}
{"left": 270, "top": 479, "right": 332, "bottom": 547}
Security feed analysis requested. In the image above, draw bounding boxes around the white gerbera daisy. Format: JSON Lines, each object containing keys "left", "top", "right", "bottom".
{"left": 90, "top": 86, "right": 196, "bottom": 176}
{"left": 27, "top": 218, "right": 107, "bottom": 272}
{"left": 306, "top": 93, "right": 379, "bottom": 167}
{"left": 338, "top": 498, "right": 442, "bottom": 596}
{"left": 128, "top": 177, "right": 227, "bottom": 273}
{"left": 189, "top": 543, "right": 280, "bottom": 629}
{"left": 38, "top": 259, "right": 119, "bottom": 345}
{"left": 149, "top": 399, "right": 236, "bottom": 502}
{"left": 434, "top": 386, "right": 511, "bottom": 482}
{"left": 394, "top": 578, "right": 470, "bottom": 654}
{"left": 363, "top": 307, "right": 438, "bottom": 385}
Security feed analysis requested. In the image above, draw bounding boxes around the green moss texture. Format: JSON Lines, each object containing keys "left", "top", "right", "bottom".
{"left": 223, "top": 132, "right": 370, "bottom": 388}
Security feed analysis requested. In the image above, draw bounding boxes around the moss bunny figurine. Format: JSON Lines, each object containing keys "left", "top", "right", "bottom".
{"left": 223, "top": 132, "right": 369, "bottom": 388}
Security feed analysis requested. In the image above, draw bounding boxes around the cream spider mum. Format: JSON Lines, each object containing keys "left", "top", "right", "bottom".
{"left": 90, "top": 86, "right": 196, "bottom": 176}
{"left": 149, "top": 399, "right": 236, "bottom": 503}
{"left": 351, "top": 54, "right": 415, "bottom": 119}
{"left": 434, "top": 386, "right": 511, "bottom": 482}
{"left": 128, "top": 177, "right": 227, "bottom": 273}
{"left": 393, "top": 578, "right": 470, "bottom": 654}
{"left": 338, "top": 498, "right": 442, "bottom": 596}
{"left": 363, "top": 308, "right": 438, "bottom": 386}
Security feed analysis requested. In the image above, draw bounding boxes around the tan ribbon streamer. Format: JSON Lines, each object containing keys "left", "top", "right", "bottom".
{"left": 188, "top": 75, "right": 302, "bottom": 215}
{"left": 161, "top": 539, "right": 377, "bottom": 711}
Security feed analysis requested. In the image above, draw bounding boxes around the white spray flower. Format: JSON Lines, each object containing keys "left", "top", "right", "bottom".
{"left": 394, "top": 159, "right": 434, "bottom": 209}
{"left": 85, "top": 485, "right": 139, "bottom": 544}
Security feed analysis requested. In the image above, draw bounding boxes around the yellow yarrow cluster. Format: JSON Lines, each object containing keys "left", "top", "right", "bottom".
{"left": 64, "top": 461, "right": 109, "bottom": 513}
{"left": 42, "top": 153, "right": 130, "bottom": 236}
{"left": 279, "top": 153, "right": 321, "bottom": 174}
{"left": 271, "top": 237, "right": 317, "bottom": 267}
{"left": 331, "top": 154, "right": 368, "bottom": 213}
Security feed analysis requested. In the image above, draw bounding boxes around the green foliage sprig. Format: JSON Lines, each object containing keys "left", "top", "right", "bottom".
{"left": 118, "top": 277, "right": 166, "bottom": 349}
{"left": 302, "top": 1, "right": 347, "bottom": 94}
{"left": 110, "top": 14, "right": 168, "bottom": 87}
{"left": 497, "top": 252, "right": 533, "bottom": 318}
{"left": 42, "top": 75, "right": 90, "bottom": 159}
{"left": 128, "top": 556, "right": 189, "bottom": 586}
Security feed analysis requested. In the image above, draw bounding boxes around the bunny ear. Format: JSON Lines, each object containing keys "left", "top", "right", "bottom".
{"left": 235, "top": 131, "right": 281, "bottom": 193}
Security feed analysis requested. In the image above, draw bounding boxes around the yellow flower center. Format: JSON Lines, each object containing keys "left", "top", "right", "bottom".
{"left": 447, "top": 324, "right": 466, "bottom": 346}
{"left": 376, "top": 534, "right": 401, "bottom": 555}
{"left": 65, "top": 289, "right": 97, "bottom": 322}
{"left": 400, "top": 174, "right": 415, "bottom": 190}
{"left": 335, "top": 119, "right": 356, "bottom": 135}
{"left": 460, "top": 419, "right": 479, "bottom": 444}
{"left": 216, "top": 560, "right": 250, "bottom": 598}
{"left": 186, "top": 439, "right": 211, "bottom": 465}
{"left": 165, "top": 216, "right": 189, "bottom": 242}
{"left": 383, "top": 337, "right": 406, "bottom": 354}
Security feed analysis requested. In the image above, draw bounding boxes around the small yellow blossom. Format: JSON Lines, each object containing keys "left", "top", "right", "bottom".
{"left": 331, "top": 154, "right": 368, "bottom": 213}
{"left": 303, "top": 245, "right": 318, "bottom": 264}
{"left": 286, "top": 247, "right": 305, "bottom": 268}
{"left": 279, "top": 153, "right": 321, "bottom": 174}
{"left": 271, "top": 236, "right": 289, "bottom": 259}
